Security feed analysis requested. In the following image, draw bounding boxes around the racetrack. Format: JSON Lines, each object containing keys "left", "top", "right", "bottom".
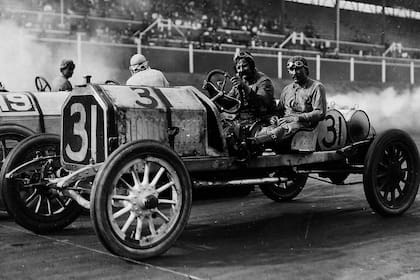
{"left": 1, "top": 135, "right": 420, "bottom": 280}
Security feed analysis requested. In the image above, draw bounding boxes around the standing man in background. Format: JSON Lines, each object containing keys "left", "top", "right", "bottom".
{"left": 51, "top": 59, "right": 75, "bottom": 91}
{"left": 126, "top": 54, "right": 169, "bottom": 87}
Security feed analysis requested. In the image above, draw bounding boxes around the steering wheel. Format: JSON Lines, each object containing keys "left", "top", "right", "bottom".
{"left": 35, "top": 76, "right": 51, "bottom": 92}
{"left": 202, "top": 69, "right": 242, "bottom": 114}
{"left": 105, "top": 79, "right": 120, "bottom": 85}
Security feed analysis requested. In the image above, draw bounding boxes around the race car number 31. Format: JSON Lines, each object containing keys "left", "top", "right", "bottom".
{"left": 62, "top": 95, "right": 106, "bottom": 165}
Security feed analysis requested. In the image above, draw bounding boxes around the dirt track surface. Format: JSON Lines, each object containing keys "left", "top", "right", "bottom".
{"left": 2, "top": 134, "right": 420, "bottom": 280}
{"left": 2, "top": 174, "right": 420, "bottom": 280}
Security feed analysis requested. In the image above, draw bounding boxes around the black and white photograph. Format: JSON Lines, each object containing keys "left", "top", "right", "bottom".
{"left": 1, "top": 0, "right": 420, "bottom": 279}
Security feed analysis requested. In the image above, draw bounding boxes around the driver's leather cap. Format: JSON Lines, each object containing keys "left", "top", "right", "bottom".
{"left": 60, "top": 59, "right": 75, "bottom": 70}
{"left": 233, "top": 51, "right": 256, "bottom": 70}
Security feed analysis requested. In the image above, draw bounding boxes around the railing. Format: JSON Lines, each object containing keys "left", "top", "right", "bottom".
{"left": 4, "top": 6, "right": 420, "bottom": 86}
{"left": 32, "top": 35, "right": 420, "bottom": 85}
{"left": 5, "top": 7, "right": 420, "bottom": 60}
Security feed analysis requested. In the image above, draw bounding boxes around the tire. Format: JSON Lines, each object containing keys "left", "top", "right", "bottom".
{"left": 0, "top": 133, "right": 83, "bottom": 233}
{"left": 363, "top": 129, "right": 420, "bottom": 216}
{"left": 91, "top": 140, "right": 192, "bottom": 260}
{"left": 0, "top": 125, "right": 34, "bottom": 165}
{"left": 0, "top": 125, "right": 34, "bottom": 211}
{"left": 260, "top": 174, "right": 308, "bottom": 202}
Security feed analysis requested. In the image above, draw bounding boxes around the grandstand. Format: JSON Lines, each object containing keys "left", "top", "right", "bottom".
{"left": 1, "top": 0, "right": 420, "bottom": 87}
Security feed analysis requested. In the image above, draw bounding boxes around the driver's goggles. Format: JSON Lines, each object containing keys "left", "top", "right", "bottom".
{"left": 233, "top": 51, "right": 253, "bottom": 62}
{"left": 129, "top": 63, "right": 147, "bottom": 72}
{"left": 287, "top": 60, "right": 306, "bottom": 70}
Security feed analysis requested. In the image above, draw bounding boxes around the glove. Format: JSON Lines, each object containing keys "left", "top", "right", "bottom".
{"left": 230, "top": 75, "right": 242, "bottom": 88}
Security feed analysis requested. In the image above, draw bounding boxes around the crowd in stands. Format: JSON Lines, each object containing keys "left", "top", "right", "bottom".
{"left": 1, "top": 0, "right": 420, "bottom": 59}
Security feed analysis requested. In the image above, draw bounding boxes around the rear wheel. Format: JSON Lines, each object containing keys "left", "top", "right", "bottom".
{"left": 0, "top": 134, "right": 83, "bottom": 233}
{"left": 260, "top": 173, "right": 308, "bottom": 202}
{"left": 0, "top": 125, "right": 34, "bottom": 211}
{"left": 91, "top": 140, "right": 192, "bottom": 260}
{"left": 363, "top": 129, "right": 420, "bottom": 216}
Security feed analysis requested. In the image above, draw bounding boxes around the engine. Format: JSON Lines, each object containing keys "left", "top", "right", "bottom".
{"left": 61, "top": 84, "right": 208, "bottom": 170}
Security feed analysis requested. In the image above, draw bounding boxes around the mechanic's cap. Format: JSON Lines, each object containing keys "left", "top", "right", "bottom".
{"left": 130, "top": 54, "right": 147, "bottom": 66}
{"left": 287, "top": 56, "right": 309, "bottom": 70}
{"left": 60, "top": 59, "right": 75, "bottom": 70}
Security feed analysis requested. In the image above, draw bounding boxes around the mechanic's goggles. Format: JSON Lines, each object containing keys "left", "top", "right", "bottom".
{"left": 287, "top": 60, "right": 307, "bottom": 70}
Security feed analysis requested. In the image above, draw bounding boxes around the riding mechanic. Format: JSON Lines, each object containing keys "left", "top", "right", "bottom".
{"left": 247, "top": 55, "right": 327, "bottom": 150}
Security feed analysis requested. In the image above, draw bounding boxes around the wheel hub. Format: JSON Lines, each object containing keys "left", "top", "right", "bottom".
{"left": 131, "top": 189, "right": 158, "bottom": 214}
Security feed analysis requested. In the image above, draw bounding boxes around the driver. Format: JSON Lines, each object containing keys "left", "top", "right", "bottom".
{"left": 126, "top": 54, "right": 169, "bottom": 87}
{"left": 51, "top": 59, "right": 75, "bottom": 91}
{"left": 223, "top": 51, "right": 276, "bottom": 158}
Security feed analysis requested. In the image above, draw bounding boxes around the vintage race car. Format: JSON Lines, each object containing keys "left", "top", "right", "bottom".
{"left": 0, "top": 76, "right": 66, "bottom": 160}
{"left": 1, "top": 70, "right": 419, "bottom": 260}
{"left": 0, "top": 76, "right": 119, "bottom": 210}
{"left": 0, "top": 77, "right": 70, "bottom": 210}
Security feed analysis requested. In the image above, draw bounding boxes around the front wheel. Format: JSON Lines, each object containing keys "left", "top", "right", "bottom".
{"left": 91, "top": 140, "right": 192, "bottom": 260}
{"left": 0, "top": 134, "right": 83, "bottom": 233}
{"left": 363, "top": 129, "right": 420, "bottom": 216}
{"left": 260, "top": 173, "right": 308, "bottom": 202}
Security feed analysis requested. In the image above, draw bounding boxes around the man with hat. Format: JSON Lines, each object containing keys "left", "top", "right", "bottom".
{"left": 51, "top": 59, "right": 75, "bottom": 91}
{"left": 126, "top": 53, "right": 169, "bottom": 87}
{"left": 229, "top": 51, "right": 276, "bottom": 120}
{"left": 249, "top": 55, "right": 327, "bottom": 149}
{"left": 222, "top": 51, "right": 277, "bottom": 158}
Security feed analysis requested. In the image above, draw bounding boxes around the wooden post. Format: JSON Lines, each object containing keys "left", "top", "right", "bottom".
{"left": 189, "top": 43, "right": 194, "bottom": 73}
{"left": 278, "top": 52, "right": 282, "bottom": 79}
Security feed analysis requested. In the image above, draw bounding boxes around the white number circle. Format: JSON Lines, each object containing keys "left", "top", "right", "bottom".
{"left": 317, "top": 109, "right": 347, "bottom": 151}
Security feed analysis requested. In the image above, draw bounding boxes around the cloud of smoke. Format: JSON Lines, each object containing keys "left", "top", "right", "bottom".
{"left": 329, "top": 86, "right": 420, "bottom": 133}
{"left": 0, "top": 20, "right": 55, "bottom": 91}
{"left": 0, "top": 19, "right": 125, "bottom": 91}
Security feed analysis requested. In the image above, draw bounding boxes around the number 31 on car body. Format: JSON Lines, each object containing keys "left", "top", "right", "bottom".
{"left": 62, "top": 95, "right": 106, "bottom": 166}
{"left": 317, "top": 109, "right": 347, "bottom": 150}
